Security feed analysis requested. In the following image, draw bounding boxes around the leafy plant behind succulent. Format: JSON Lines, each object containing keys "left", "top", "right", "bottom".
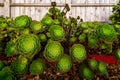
{"left": 109, "top": 0, "right": 120, "bottom": 24}
{"left": 109, "top": 1, "right": 120, "bottom": 59}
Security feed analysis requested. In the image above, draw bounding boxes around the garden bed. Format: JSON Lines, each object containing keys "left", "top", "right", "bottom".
{"left": 18, "top": 64, "right": 120, "bottom": 80}
{"left": 1, "top": 55, "right": 120, "bottom": 80}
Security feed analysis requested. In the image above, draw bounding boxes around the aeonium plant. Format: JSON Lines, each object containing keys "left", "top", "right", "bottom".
{"left": 0, "top": 2, "right": 113, "bottom": 80}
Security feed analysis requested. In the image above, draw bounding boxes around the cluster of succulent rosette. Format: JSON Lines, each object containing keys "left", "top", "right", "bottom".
{"left": 0, "top": 2, "right": 120, "bottom": 80}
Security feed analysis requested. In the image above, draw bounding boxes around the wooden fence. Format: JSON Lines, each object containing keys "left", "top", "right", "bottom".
{"left": 0, "top": 0, "right": 119, "bottom": 22}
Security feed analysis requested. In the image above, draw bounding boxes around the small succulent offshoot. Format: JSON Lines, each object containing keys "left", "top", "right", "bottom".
{"left": 56, "top": 54, "right": 72, "bottom": 73}
{"left": 30, "top": 59, "right": 46, "bottom": 75}
{"left": 10, "top": 56, "right": 28, "bottom": 77}
{"left": 41, "top": 16, "right": 53, "bottom": 26}
{"left": 49, "top": 25, "right": 65, "bottom": 41}
{"left": 98, "top": 61, "right": 108, "bottom": 78}
{"left": 79, "top": 64, "right": 94, "bottom": 80}
{"left": 30, "top": 20, "right": 43, "bottom": 33}
{"left": 114, "top": 49, "right": 120, "bottom": 60}
{"left": 5, "top": 40, "right": 15, "bottom": 56}
{"left": 88, "top": 59, "right": 98, "bottom": 71}
{"left": 70, "top": 44, "right": 87, "bottom": 62}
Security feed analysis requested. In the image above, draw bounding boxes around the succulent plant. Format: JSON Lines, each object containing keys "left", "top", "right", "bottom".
{"left": 98, "top": 61, "right": 108, "bottom": 77}
{"left": 114, "top": 49, "right": 120, "bottom": 60}
{"left": 30, "top": 59, "right": 46, "bottom": 75}
{"left": 44, "top": 40, "right": 64, "bottom": 62}
{"left": 5, "top": 40, "right": 15, "bottom": 56}
{"left": 10, "top": 56, "right": 28, "bottom": 77}
{"left": 38, "top": 33, "right": 47, "bottom": 43}
{"left": 56, "top": 54, "right": 72, "bottom": 72}
{"left": 70, "top": 44, "right": 87, "bottom": 62}
{"left": 41, "top": 16, "right": 53, "bottom": 26}
{"left": 30, "top": 20, "right": 43, "bottom": 33}
{"left": 49, "top": 25, "right": 65, "bottom": 41}
{"left": 79, "top": 64, "right": 94, "bottom": 80}
{"left": 96, "top": 23, "right": 117, "bottom": 42}
{"left": 15, "top": 34, "right": 41, "bottom": 58}
{"left": 0, "top": 66, "right": 16, "bottom": 80}
{"left": 88, "top": 59, "right": 98, "bottom": 71}
{"left": 13, "top": 15, "right": 31, "bottom": 29}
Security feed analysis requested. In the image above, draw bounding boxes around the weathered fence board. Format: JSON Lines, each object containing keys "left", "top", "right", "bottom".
{"left": 94, "top": 0, "right": 100, "bottom": 21}
{"left": 0, "top": 0, "right": 3, "bottom": 16}
{"left": 0, "top": 5, "right": 3, "bottom": 16}
{"left": 86, "top": 0, "right": 95, "bottom": 21}
{"left": 0, "top": 0, "right": 119, "bottom": 22}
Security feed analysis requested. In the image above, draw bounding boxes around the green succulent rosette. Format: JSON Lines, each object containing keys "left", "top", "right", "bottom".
{"left": 30, "top": 59, "right": 45, "bottom": 75}
{"left": 70, "top": 44, "right": 87, "bottom": 62}
{"left": 49, "top": 25, "right": 65, "bottom": 41}
{"left": 56, "top": 54, "right": 72, "bottom": 73}
{"left": 15, "top": 34, "right": 41, "bottom": 58}
{"left": 13, "top": 15, "right": 31, "bottom": 29}
{"left": 44, "top": 40, "right": 63, "bottom": 62}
